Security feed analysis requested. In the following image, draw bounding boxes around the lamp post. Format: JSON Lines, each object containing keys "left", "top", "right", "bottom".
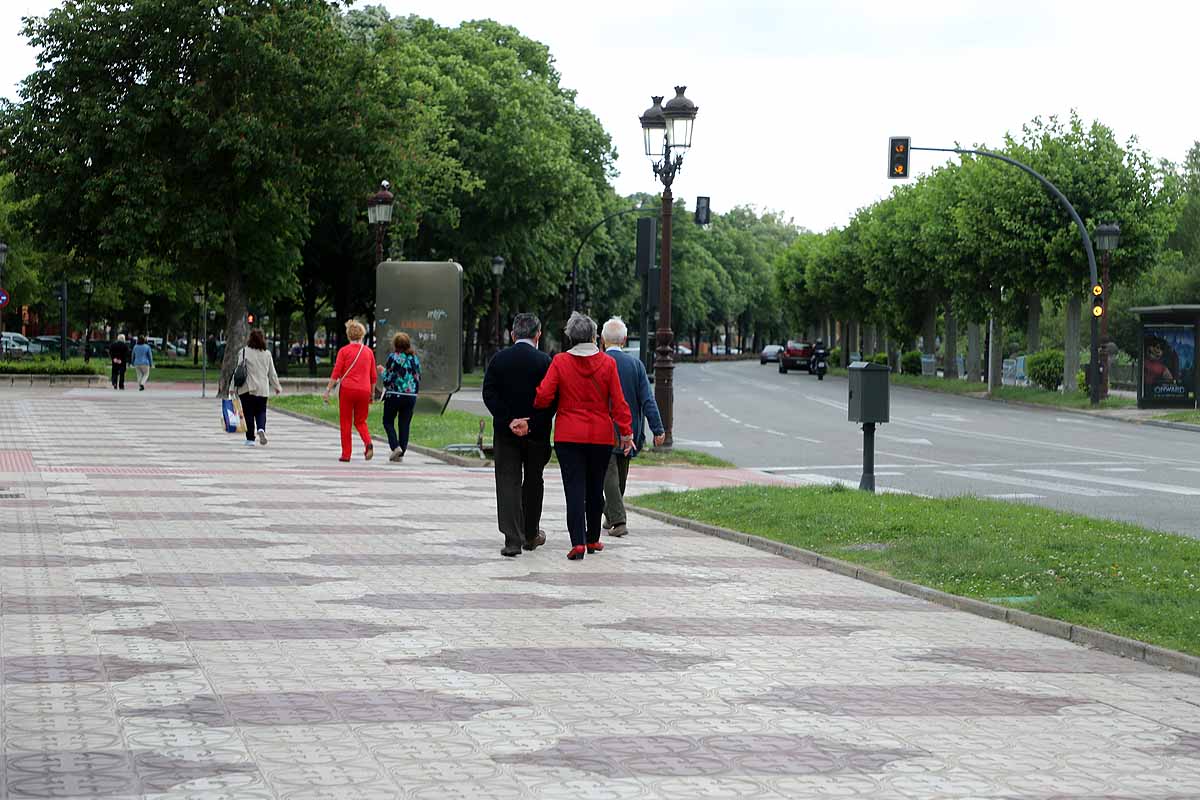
{"left": 83, "top": 279, "right": 94, "bottom": 363}
{"left": 1095, "top": 222, "right": 1121, "bottom": 400}
{"left": 491, "top": 255, "right": 506, "bottom": 360}
{"left": 639, "top": 86, "right": 698, "bottom": 447}
{"left": 194, "top": 290, "right": 207, "bottom": 397}
{"left": 0, "top": 242, "right": 7, "bottom": 336}
{"left": 143, "top": 301, "right": 151, "bottom": 344}
{"left": 366, "top": 180, "right": 394, "bottom": 348}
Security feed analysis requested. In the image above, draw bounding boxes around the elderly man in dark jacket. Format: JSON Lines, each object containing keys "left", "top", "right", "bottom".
{"left": 600, "top": 317, "right": 665, "bottom": 537}
{"left": 482, "top": 313, "right": 554, "bottom": 557}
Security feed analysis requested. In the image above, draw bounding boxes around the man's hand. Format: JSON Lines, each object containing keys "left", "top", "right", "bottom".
{"left": 653, "top": 433, "right": 666, "bottom": 447}
{"left": 509, "top": 418, "right": 530, "bottom": 437}
{"left": 620, "top": 434, "right": 634, "bottom": 456}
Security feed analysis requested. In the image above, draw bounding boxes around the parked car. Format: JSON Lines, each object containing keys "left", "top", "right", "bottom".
{"left": 675, "top": 344, "right": 693, "bottom": 356}
{"left": 759, "top": 344, "right": 784, "bottom": 364}
{"left": 712, "top": 345, "right": 741, "bottom": 355}
{"left": 86, "top": 340, "right": 112, "bottom": 359}
{"left": 2, "top": 331, "right": 32, "bottom": 356}
{"left": 778, "top": 340, "right": 812, "bottom": 374}
{"left": 31, "top": 335, "right": 81, "bottom": 355}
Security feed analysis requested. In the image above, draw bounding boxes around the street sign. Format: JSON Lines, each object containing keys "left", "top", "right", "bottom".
{"left": 0, "top": 287, "right": 9, "bottom": 309}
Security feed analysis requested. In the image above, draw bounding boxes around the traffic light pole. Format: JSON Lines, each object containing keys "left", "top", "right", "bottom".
{"left": 911, "top": 146, "right": 1103, "bottom": 407}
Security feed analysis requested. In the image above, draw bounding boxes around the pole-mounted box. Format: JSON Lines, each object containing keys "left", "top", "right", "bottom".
{"left": 848, "top": 361, "right": 890, "bottom": 423}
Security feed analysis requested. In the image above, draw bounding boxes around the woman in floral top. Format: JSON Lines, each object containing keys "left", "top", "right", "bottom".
{"left": 377, "top": 332, "right": 421, "bottom": 462}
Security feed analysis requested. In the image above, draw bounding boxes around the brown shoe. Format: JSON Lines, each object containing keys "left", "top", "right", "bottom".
{"left": 609, "top": 523, "right": 628, "bottom": 537}
{"left": 364, "top": 445, "right": 374, "bottom": 461}
{"left": 523, "top": 530, "right": 547, "bottom": 551}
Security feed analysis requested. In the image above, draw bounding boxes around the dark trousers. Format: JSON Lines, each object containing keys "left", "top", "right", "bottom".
{"left": 555, "top": 442, "right": 613, "bottom": 548}
{"left": 239, "top": 393, "right": 268, "bottom": 441}
{"left": 111, "top": 362, "right": 126, "bottom": 389}
{"left": 383, "top": 395, "right": 417, "bottom": 453}
{"left": 493, "top": 427, "right": 552, "bottom": 550}
{"left": 603, "top": 452, "right": 632, "bottom": 527}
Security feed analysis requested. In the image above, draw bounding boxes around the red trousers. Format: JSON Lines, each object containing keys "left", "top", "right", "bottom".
{"left": 338, "top": 389, "right": 373, "bottom": 459}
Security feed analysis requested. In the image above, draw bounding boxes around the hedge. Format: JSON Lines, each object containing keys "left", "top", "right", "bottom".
{"left": 0, "top": 359, "right": 104, "bottom": 376}
{"left": 1026, "top": 349, "right": 1065, "bottom": 391}
{"left": 901, "top": 350, "right": 923, "bottom": 375}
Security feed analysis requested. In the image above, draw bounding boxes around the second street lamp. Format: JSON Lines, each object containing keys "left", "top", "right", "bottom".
{"left": 367, "top": 180, "right": 394, "bottom": 348}
{"left": 0, "top": 242, "right": 7, "bottom": 337}
{"left": 491, "top": 255, "right": 506, "bottom": 361}
{"left": 639, "top": 86, "right": 698, "bottom": 448}
{"left": 83, "top": 279, "right": 94, "bottom": 363}
{"left": 1095, "top": 222, "right": 1121, "bottom": 399}
{"left": 143, "top": 301, "right": 151, "bottom": 342}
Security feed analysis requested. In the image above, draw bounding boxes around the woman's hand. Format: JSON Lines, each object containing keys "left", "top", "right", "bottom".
{"left": 620, "top": 434, "right": 634, "bottom": 456}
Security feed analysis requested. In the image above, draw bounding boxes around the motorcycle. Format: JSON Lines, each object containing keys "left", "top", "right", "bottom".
{"left": 811, "top": 347, "right": 828, "bottom": 380}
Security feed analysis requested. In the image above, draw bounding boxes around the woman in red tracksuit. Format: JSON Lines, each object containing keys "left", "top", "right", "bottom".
{"left": 534, "top": 312, "right": 633, "bottom": 560}
{"left": 323, "top": 319, "right": 377, "bottom": 462}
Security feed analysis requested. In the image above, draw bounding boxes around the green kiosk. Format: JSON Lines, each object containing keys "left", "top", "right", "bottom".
{"left": 1129, "top": 305, "right": 1199, "bottom": 410}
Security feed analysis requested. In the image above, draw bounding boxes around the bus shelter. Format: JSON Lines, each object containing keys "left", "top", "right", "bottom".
{"left": 1129, "top": 305, "right": 1199, "bottom": 410}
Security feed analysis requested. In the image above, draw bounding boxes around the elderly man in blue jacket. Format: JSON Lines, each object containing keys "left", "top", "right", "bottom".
{"left": 600, "top": 317, "right": 665, "bottom": 537}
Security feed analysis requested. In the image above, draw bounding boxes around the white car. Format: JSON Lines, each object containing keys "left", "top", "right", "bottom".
{"left": 2, "top": 331, "right": 32, "bottom": 355}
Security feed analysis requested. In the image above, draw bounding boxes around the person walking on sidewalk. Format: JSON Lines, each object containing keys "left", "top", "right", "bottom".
{"left": 109, "top": 334, "right": 130, "bottom": 390}
{"left": 532, "top": 312, "right": 633, "bottom": 561}
{"left": 600, "top": 317, "right": 665, "bottom": 538}
{"left": 237, "top": 328, "right": 282, "bottom": 448}
{"left": 132, "top": 336, "right": 154, "bottom": 391}
{"left": 324, "top": 320, "right": 376, "bottom": 462}
{"left": 484, "top": 313, "right": 555, "bottom": 558}
{"left": 377, "top": 332, "right": 420, "bottom": 463}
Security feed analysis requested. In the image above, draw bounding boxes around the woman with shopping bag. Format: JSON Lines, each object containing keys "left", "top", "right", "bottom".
{"left": 323, "top": 320, "right": 377, "bottom": 462}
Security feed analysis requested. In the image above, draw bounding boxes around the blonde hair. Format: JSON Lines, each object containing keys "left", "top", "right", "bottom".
{"left": 392, "top": 332, "right": 412, "bottom": 353}
{"left": 344, "top": 319, "right": 366, "bottom": 342}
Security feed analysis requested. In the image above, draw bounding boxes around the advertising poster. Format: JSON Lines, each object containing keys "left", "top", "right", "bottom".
{"left": 1143, "top": 325, "right": 1196, "bottom": 403}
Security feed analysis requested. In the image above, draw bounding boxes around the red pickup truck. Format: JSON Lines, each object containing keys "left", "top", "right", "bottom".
{"left": 778, "top": 340, "right": 813, "bottom": 374}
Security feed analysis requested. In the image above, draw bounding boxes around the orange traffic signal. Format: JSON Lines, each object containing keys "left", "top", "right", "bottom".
{"left": 888, "top": 137, "right": 911, "bottom": 179}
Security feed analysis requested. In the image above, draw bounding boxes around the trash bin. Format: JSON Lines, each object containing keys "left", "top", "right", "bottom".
{"left": 920, "top": 354, "right": 936, "bottom": 377}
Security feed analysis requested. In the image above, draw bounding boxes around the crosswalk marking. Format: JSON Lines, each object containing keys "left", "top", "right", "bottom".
{"left": 939, "top": 470, "right": 1132, "bottom": 498}
{"left": 1019, "top": 469, "right": 1200, "bottom": 496}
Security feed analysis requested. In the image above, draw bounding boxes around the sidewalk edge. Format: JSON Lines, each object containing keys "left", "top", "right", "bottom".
{"left": 271, "top": 406, "right": 491, "bottom": 469}
{"left": 627, "top": 503, "right": 1200, "bottom": 677}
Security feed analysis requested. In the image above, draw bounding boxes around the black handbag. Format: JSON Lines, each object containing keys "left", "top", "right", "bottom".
{"left": 233, "top": 348, "right": 248, "bottom": 389}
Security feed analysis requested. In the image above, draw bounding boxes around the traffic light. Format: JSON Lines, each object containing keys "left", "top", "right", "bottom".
{"left": 694, "top": 196, "right": 711, "bottom": 226}
{"left": 888, "top": 136, "right": 911, "bottom": 179}
{"left": 1091, "top": 283, "right": 1104, "bottom": 318}
{"left": 246, "top": 311, "right": 257, "bottom": 325}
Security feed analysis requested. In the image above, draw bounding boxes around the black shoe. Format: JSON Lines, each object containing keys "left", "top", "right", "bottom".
{"left": 523, "top": 530, "right": 547, "bottom": 551}
{"left": 500, "top": 545, "right": 522, "bottom": 558}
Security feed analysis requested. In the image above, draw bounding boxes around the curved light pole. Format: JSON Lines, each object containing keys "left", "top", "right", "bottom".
{"left": 570, "top": 206, "right": 654, "bottom": 313}
{"left": 639, "top": 86, "right": 698, "bottom": 447}
{"left": 1095, "top": 222, "right": 1121, "bottom": 399}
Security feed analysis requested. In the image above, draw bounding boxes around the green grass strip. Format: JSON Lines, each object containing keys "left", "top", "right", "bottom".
{"left": 630, "top": 484, "right": 1200, "bottom": 656}
{"left": 1158, "top": 410, "right": 1200, "bottom": 424}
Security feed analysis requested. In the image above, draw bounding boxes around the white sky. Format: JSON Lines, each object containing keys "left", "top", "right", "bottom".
{"left": 4, "top": 0, "right": 1198, "bottom": 232}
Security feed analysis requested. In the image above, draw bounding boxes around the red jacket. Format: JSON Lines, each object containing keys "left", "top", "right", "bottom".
{"left": 331, "top": 342, "right": 377, "bottom": 394}
{"left": 534, "top": 347, "right": 633, "bottom": 445}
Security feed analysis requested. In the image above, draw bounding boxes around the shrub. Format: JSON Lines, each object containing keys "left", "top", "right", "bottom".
{"left": 901, "top": 350, "right": 923, "bottom": 375}
{"left": 0, "top": 359, "right": 104, "bottom": 376}
{"left": 868, "top": 352, "right": 889, "bottom": 367}
{"left": 828, "top": 347, "right": 841, "bottom": 367}
{"left": 1026, "top": 349, "right": 1065, "bottom": 391}
{"left": 1077, "top": 369, "right": 1088, "bottom": 395}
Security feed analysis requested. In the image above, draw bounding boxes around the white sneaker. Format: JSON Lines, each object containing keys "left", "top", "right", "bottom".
{"left": 257, "top": 430, "right": 268, "bottom": 446}
{"left": 389, "top": 448, "right": 403, "bottom": 463}
{"left": 244, "top": 440, "right": 255, "bottom": 447}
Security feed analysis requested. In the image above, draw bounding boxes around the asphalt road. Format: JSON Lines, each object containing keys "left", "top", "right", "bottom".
{"left": 672, "top": 359, "right": 1200, "bottom": 538}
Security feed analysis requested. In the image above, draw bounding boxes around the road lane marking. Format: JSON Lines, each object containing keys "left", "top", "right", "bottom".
{"left": 792, "top": 435, "right": 823, "bottom": 444}
{"left": 1019, "top": 469, "right": 1200, "bottom": 496}
{"left": 742, "top": 424, "right": 761, "bottom": 430}
{"left": 931, "top": 413, "right": 967, "bottom": 422}
{"left": 939, "top": 470, "right": 1132, "bottom": 497}
{"left": 1098, "top": 467, "right": 1146, "bottom": 473}
{"left": 673, "top": 439, "right": 725, "bottom": 448}
{"left": 876, "top": 450, "right": 955, "bottom": 466}
{"left": 988, "top": 493, "right": 1044, "bottom": 500}
{"left": 879, "top": 435, "right": 933, "bottom": 446}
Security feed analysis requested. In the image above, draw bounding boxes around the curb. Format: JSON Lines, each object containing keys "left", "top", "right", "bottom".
{"left": 626, "top": 503, "right": 1200, "bottom": 677}
{"left": 270, "top": 406, "right": 490, "bottom": 469}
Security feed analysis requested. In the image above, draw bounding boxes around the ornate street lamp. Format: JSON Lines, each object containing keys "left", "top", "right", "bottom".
{"left": 192, "top": 289, "right": 202, "bottom": 366}
{"left": 1095, "top": 222, "right": 1121, "bottom": 399}
{"left": 366, "top": 180, "right": 394, "bottom": 348}
{"left": 83, "top": 279, "right": 94, "bottom": 363}
{"left": 0, "top": 242, "right": 7, "bottom": 336}
{"left": 491, "top": 255, "right": 506, "bottom": 360}
{"left": 143, "top": 301, "right": 151, "bottom": 340}
{"left": 638, "top": 86, "right": 698, "bottom": 448}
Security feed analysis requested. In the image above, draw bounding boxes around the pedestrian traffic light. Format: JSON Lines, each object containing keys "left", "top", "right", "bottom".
{"left": 888, "top": 137, "right": 910, "bottom": 179}
{"left": 1091, "top": 283, "right": 1104, "bottom": 318}
{"left": 246, "top": 312, "right": 256, "bottom": 325}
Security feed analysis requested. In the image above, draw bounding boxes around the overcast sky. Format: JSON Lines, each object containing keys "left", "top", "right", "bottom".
{"left": 3, "top": 0, "right": 1197, "bottom": 232}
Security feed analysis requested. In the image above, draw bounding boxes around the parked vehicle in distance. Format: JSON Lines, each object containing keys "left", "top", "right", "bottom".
{"left": 675, "top": 344, "right": 693, "bottom": 356}
{"left": 778, "top": 340, "right": 812, "bottom": 374}
{"left": 811, "top": 342, "right": 829, "bottom": 380}
{"left": 759, "top": 344, "right": 784, "bottom": 364}
{"left": 712, "top": 345, "right": 741, "bottom": 355}
{"left": 2, "top": 331, "right": 32, "bottom": 356}
{"left": 86, "top": 340, "right": 112, "bottom": 359}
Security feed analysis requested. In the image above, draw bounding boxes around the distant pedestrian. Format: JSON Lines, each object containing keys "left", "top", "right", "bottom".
{"left": 600, "top": 317, "right": 665, "bottom": 537}
{"left": 532, "top": 312, "right": 633, "bottom": 561}
{"left": 132, "top": 336, "right": 153, "bottom": 391}
{"left": 377, "top": 332, "right": 420, "bottom": 462}
{"left": 237, "top": 328, "right": 282, "bottom": 448}
{"left": 483, "top": 313, "right": 554, "bottom": 557}
{"left": 109, "top": 334, "right": 129, "bottom": 390}
{"left": 323, "top": 320, "right": 376, "bottom": 462}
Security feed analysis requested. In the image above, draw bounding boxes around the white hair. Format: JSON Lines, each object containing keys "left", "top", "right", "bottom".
{"left": 117, "top": 334, "right": 126, "bottom": 342}
{"left": 601, "top": 317, "right": 628, "bottom": 346}
{"left": 564, "top": 311, "right": 597, "bottom": 345}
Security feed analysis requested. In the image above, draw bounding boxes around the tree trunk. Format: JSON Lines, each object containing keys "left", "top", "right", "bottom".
{"left": 1064, "top": 293, "right": 1081, "bottom": 392}
{"left": 219, "top": 266, "right": 250, "bottom": 395}
{"left": 921, "top": 304, "right": 937, "bottom": 355}
{"left": 275, "top": 301, "right": 292, "bottom": 377}
{"left": 967, "top": 322, "right": 982, "bottom": 383}
{"left": 1026, "top": 290, "right": 1041, "bottom": 353}
{"left": 987, "top": 315, "right": 1003, "bottom": 393}
{"left": 943, "top": 311, "right": 959, "bottom": 379}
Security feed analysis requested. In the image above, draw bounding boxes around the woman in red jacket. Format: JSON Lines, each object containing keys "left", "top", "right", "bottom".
{"left": 533, "top": 312, "right": 633, "bottom": 560}
{"left": 323, "top": 320, "right": 377, "bottom": 462}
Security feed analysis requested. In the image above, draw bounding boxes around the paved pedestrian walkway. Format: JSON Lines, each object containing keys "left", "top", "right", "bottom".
{"left": 2, "top": 389, "right": 1199, "bottom": 799}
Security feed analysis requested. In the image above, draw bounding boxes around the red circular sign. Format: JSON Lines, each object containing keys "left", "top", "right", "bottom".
{"left": 0, "top": 287, "right": 9, "bottom": 309}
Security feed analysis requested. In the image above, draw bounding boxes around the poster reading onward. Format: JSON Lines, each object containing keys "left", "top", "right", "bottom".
{"left": 1143, "top": 325, "right": 1196, "bottom": 402}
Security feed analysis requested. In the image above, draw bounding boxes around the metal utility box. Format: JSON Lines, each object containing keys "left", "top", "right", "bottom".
{"left": 848, "top": 361, "right": 890, "bottom": 423}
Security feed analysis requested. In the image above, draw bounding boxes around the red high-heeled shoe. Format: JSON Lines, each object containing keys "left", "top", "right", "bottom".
{"left": 567, "top": 546, "right": 586, "bottom": 561}
{"left": 586, "top": 542, "right": 604, "bottom": 554}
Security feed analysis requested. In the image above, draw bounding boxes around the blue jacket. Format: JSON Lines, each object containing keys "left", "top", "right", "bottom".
{"left": 131, "top": 343, "right": 153, "bottom": 366}
{"left": 605, "top": 347, "right": 664, "bottom": 456}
